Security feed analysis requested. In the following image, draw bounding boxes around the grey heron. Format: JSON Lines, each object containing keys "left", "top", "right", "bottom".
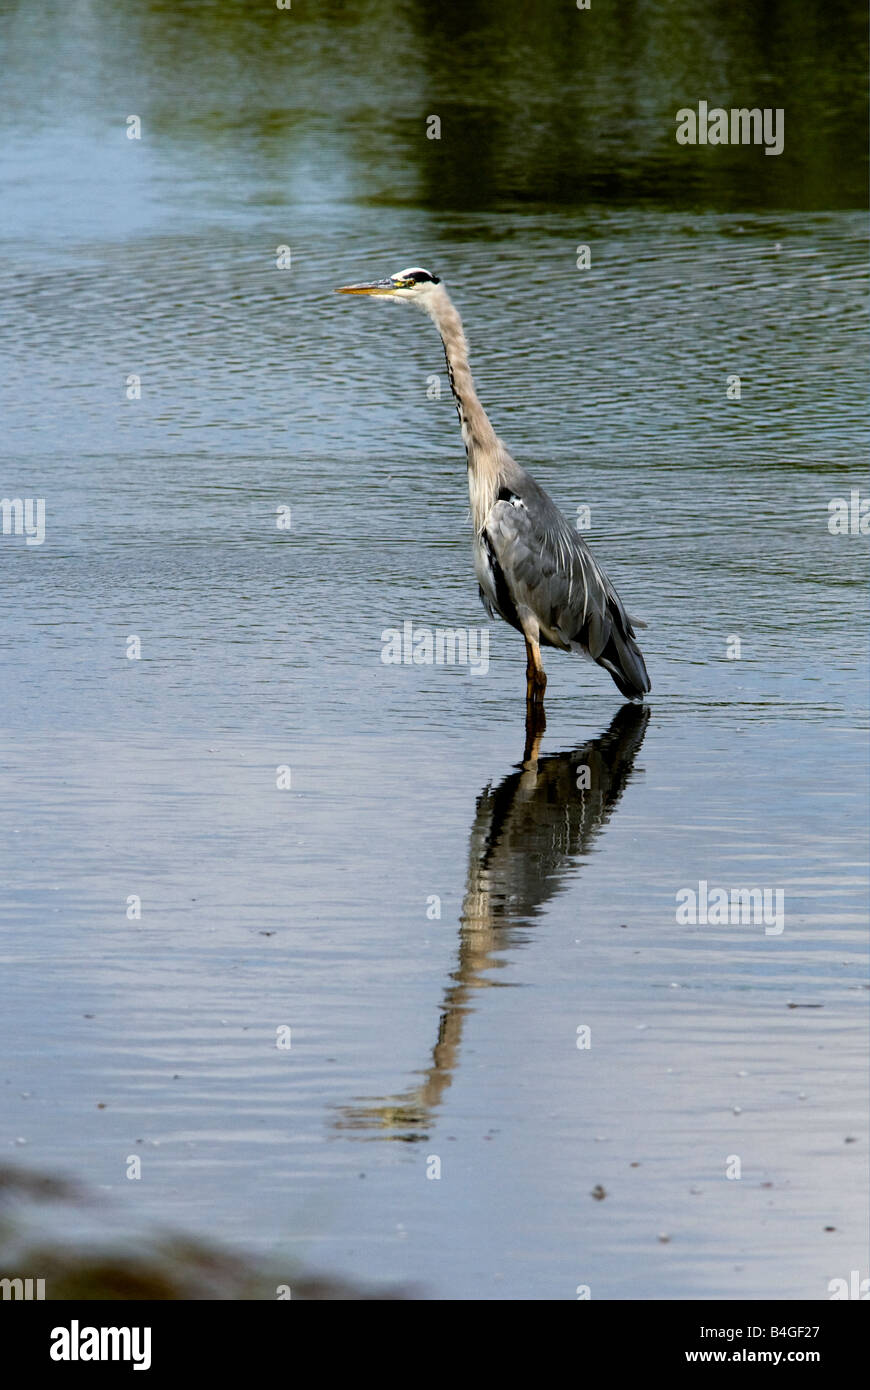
{"left": 337, "top": 267, "right": 650, "bottom": 709}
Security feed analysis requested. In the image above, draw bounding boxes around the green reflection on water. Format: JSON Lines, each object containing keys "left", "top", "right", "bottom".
{"left": 1, "top": 0, "right": 866, "bottom": 211}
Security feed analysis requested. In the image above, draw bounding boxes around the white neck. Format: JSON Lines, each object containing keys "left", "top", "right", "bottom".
{"left": 423, "top": 285, "right": 504, "bottom": 532}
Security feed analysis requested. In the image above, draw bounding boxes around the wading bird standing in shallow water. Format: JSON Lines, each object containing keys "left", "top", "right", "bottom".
{"left": 337, "top": 267, "right": 650, "bottom": 715}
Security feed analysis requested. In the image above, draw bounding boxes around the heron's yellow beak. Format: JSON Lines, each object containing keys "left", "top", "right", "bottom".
{"left": 335, "top": 278, "right": 398, "bottom": 296}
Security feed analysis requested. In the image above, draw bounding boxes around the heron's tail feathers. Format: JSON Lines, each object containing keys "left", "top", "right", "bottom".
{"left": 567, "top": 596, "right": 651, "bottom": 700}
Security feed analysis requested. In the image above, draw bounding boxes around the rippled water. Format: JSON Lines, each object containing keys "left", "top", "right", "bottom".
{"left": 0, "top": 0, "right": 867, "bottom": 1300}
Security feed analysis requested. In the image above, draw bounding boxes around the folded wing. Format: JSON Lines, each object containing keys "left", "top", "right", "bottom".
{"left": 480, "top": 467, "right": 651, "bottom": 701}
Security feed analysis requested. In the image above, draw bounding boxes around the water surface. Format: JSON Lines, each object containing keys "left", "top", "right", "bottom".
{"left": 0, "top": 0, "right": 867, "bottom": 1300}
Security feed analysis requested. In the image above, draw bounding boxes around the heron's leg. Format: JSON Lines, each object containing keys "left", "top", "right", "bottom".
{"left": 523, "top": 701, "right": 546, "bottom": 765}
{"left": 524, "top": 636, "right": 547, "bottom": 705}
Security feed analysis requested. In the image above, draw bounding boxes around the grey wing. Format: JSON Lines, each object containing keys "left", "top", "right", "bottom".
{"left": 482, "top": 469, "right": 651, "bottom": 699}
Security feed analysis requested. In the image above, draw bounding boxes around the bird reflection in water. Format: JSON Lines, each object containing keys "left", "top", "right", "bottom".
{"left": 333, "top": 703, "right": 650, "bottom": 1141}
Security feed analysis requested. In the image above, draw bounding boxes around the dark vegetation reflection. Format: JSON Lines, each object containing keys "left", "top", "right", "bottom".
{"left": 334, "top": 704, "right": 649, "bottom": 1142}
{"left": 2, "top": 0, "right": 863, "bottom": 212}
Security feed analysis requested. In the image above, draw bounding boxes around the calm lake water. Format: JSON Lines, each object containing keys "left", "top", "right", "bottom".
{"left": 0, "top": 0, "right": 867, "bottom": 1299}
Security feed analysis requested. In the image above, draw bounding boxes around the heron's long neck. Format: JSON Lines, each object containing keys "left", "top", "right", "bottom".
{"left": 428, "top": 289, "right": 502, "bottom": 532}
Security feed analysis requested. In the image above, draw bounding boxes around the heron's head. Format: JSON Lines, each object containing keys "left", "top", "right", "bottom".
{"left": 336, "top": 266, "right": 442, "bottom": 309}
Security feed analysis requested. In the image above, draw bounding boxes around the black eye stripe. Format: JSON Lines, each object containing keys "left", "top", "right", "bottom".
{"left": 393, "top": 269, "right": 441, "bottom": 285}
